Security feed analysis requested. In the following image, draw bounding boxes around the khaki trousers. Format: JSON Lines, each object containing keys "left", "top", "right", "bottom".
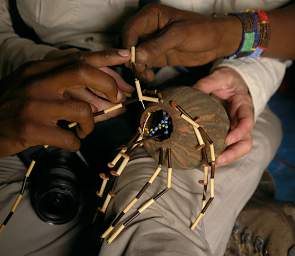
{"left": 0, "top": 108, "right": 282, "bottom": 256}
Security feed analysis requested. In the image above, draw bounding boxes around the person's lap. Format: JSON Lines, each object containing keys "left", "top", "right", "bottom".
{"left": 0, "top": 107, "right": 282, "bottom": 256}
{"left": 0, "top": 158, "right": 86, "bottom": 256}
{"left": 99, "top": 107, "right": 282, "bottom": 256}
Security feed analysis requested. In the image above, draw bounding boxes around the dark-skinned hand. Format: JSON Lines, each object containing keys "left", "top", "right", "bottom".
{"left": 122, "top": 3, "right": 241, "bottom": 81}
{"left": 0, "top": 49, "right": 131, "bottom": 157}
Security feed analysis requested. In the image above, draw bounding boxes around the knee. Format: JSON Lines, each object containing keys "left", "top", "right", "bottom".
{"left": 252, "top": 107, "right": 282, "bottom": 164}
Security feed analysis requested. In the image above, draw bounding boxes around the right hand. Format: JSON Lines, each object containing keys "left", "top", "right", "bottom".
{"left": 0, "top": 49, "right": 131, "bottom": 157}
{"left": 122, "top": 4, "right": 241, "bottom": 81}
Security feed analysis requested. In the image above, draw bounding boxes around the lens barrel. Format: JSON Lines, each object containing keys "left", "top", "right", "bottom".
{"left": 30, "top": 149, "right": 87, "bottom": 225}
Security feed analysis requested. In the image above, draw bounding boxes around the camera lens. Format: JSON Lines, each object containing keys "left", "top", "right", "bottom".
{"left": 31, "top": 165, "right": 81, "bottom": 225}
{"left": 36, "top": 186, "right": 79, "bottom": 225}
{"left": 29, "top": 148, "right": 91, "bottom": 225}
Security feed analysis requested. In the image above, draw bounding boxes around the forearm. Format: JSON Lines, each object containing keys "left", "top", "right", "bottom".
{"left": 215, "top": 57, "right": 288, "bottom": 119}
{"left": 214, "top": 16, "right": 242, "bottom": 59}
{"left": 265, "top": 4, "right": 295, "bottom": 59}
{"left": 0, "top": 36, "right": 57, "bottom": 77}
{"left": 0, "top": 0, "right": 57, "bottom": 77}
{"left": 213, "top": 4, "right": 295, "bottom": 60}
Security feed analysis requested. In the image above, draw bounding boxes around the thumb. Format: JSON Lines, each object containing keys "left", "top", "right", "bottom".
{"left": 194, "top": 73, "right": 222, "bottom": 94}
{"left": 194, "top": 69, "right": 232, "bottom": 99}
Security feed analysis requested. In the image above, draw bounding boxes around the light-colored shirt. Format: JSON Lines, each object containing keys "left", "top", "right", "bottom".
{"left": 0, "top": 0, "right": 290, "bottom": 118}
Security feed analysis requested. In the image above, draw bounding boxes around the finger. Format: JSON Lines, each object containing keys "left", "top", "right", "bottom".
{"left": 85, "top": 87, "right": 116, "bottom": 103}
{"left": 9, "top": 121, "right": 81, "bottom": 152}
{"left": 2, "top": 56, "right": 78, "bottom": 95}
{"left": 27, "top": 124, "right": 81, "bottom": 151}
{"left": 52, "top": 100, "right": 95, "bottom": 139}
{"left": 30, "top": 63, "right": 119, "bottom": 103}
{"left": 122, "top": 4, "right": 164, "bottom": 48}
{"left": 18, "top": 49, "right": 130, "bottom": 83}
{"left": 93, "top": 98, "right": 125, "bottom": 123}
{"left": 194, "top": 71, "right": 232, "bottom": 97}
{"left": 65, "top": 88, "right": 124, "bottom": 120}
{"left": 133, "top": 63, "right": 146, "bottom": 73}
{"left": 142, "top": 68, "right": 155, "bottom": 82}
{"left": 135, "top": 67, "right": 155, "bottom": 82}
{"left": 216, "top": 134, "right": 252, "bottom": 166}
{"left": 82, "top": 49, "right": 130, "bottom": 68}
{"left": 17, "top": 54, "right": 81, "bottom": 81}
{"left": 86, "top": 86, "right": 128, "bottom": 104}
{"left": 100, "top": 67, "right": 134, "bottom": 93}
{"left": 64, "top": 87, "right": 101, "bottom": 112}
{"left": 226, "top": 101, "right": 254, "bottom": 145}
{"left": 24, "top": 100, "right": 94, "bottom": 139}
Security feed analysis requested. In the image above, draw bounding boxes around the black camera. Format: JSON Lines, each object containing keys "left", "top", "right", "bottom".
{"left": 27, "top": 148, "right": 90, "bottom": 225}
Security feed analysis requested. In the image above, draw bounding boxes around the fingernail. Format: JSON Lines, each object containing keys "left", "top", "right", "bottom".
{"left": 118, "top": 49, "right": 130, "bottom": 57}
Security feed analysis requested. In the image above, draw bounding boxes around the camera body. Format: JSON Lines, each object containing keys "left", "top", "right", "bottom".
{"left": 28, "top": 148, "right": 91, "bottom": 225}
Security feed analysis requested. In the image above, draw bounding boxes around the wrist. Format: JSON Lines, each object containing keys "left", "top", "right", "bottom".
{"left": 214, "top": 16, "right": 242, "bottom": 58}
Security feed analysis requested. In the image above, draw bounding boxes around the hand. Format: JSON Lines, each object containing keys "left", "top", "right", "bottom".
{"left": 0, "top": 49, "right": 131, "bottom": 156}
{"left": 194, "top": 68, "right": 254, "bottom": 166}
{"left": 66, "top": 65, "right": 134, "bottom": 122}
{"left": 122, "top": 4, "right": 241, "bottom": 81}
{"left": 44, "top": 49, "right": 134, "bottom": 121}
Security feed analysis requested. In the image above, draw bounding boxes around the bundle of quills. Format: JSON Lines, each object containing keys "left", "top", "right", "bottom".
{"left": 0, "top": 47, "right": 229, "bottom": 247}
{"left": 95, "top": 52, "right": 229, "bottom": 243}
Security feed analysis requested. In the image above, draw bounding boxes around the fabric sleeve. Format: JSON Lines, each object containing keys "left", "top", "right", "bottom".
{"left": 211, "top": 0, "right": 291, "bottom": 119}
{"left": 213, "top": 57, "right": 290, "bottom": 119}
{"left": 0, "top": 0, "right": 59, "bottom": 77}
{"left": 160, "top": 0, "right": 289, "bottom": 14}
{"left": 211, "top": 0, "right": 289, "bottom": 13}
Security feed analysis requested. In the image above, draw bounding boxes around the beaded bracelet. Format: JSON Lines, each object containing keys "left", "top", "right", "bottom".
{"left": 227, "top": 10, "right": 270, "bottom": 59}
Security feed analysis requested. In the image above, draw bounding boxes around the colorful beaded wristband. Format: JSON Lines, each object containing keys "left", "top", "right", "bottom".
{"left": 227, "top": 10, "right": 270, "bottom": 59}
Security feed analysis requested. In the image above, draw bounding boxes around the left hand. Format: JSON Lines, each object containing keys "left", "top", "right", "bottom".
{"left": 194, "top": 67, "right": 254, "bottom": 166}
